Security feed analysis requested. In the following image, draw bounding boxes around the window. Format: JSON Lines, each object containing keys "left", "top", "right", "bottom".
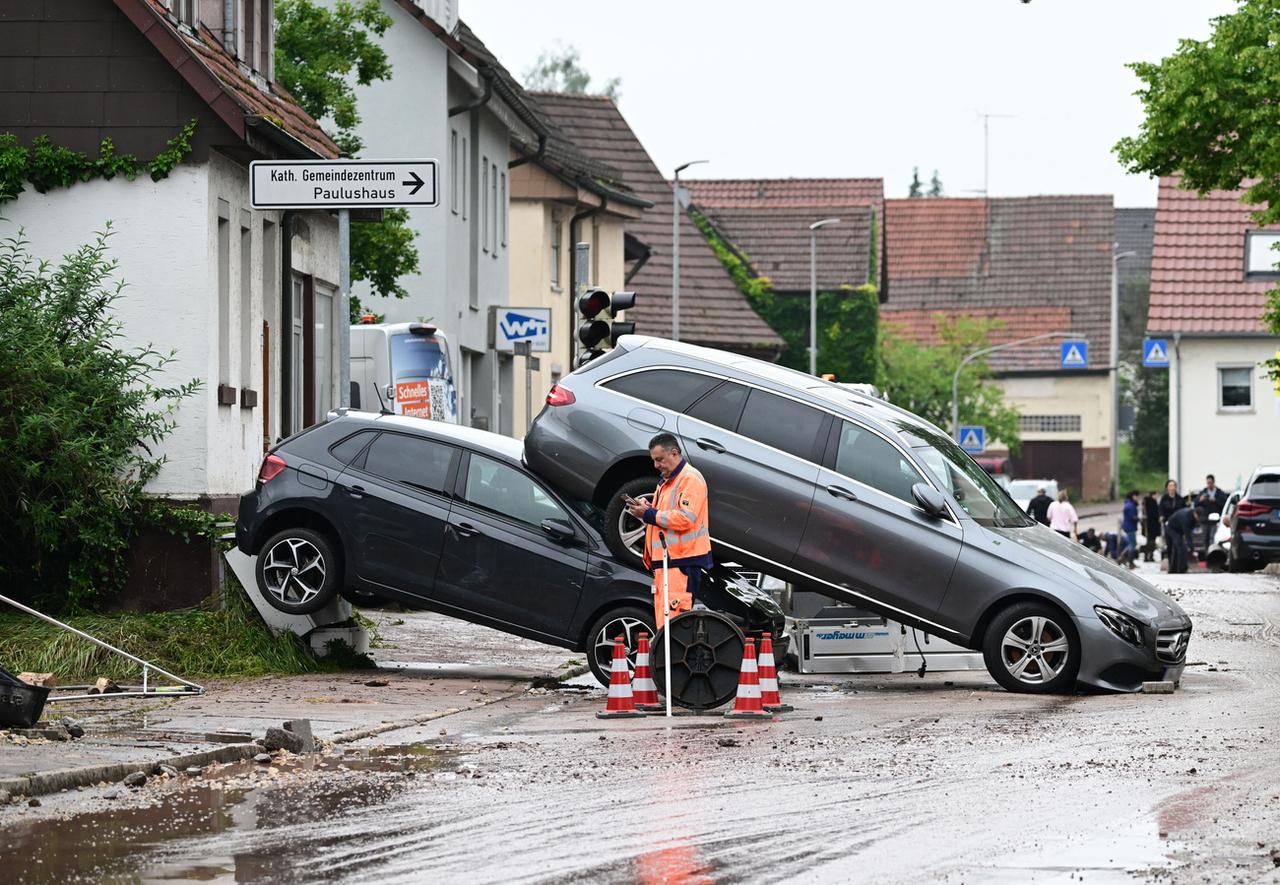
{"left": 290, "top": 274, "right": 304, "bottom": 433}
{"left": 314, "top": 282, "right": 333, "bottom": 416}
{"left": 329, "top": 430, "right": 378, "bottom": 467}
{"left": 737, "top": 389, "right": 826, "bottom": 462}
{"left": 239, "top": 217, "right": 253, "bottom": 394}
{"left": 461, "top": 137, "right": 468, "bottom": 220}
{"left": 602, "top": 369, "right": 722, "bottom": 413}
{"left": 363, "top": 433, "right": 454, "bottom": 494}
{"left": 1219, "top": 365, "right": 1253, "bottom": 410}
{"left": 832, "top": 421, "right": 925, "bottom": 504}
{"left": 685, "top": 381, "right": 749, "bottom": 431}
{"left": 241, "top": 0, "right": 255, "bottom": 67}
{"left": 1245, "top": 230, "right": 1280, "bottom": 278}
{"left": 491, "top": 162, "right": 498, "bottom": 255}
{"left": 481, "top": 156, "right": 489, "bottom": 253}
{"left": 464, "top": 454, "right": 568, "bottom": 529}
{"left": 217, "top": 202, "right": 230, "bottom": 387}
{"left": 1018, "top": 414, "right": 1082, "bottom": 433}
{"left": 550, "top": 216, "right": 561, "bottom": 288}
{"left": 450, "top": 130, "right": 459, "bottom": 214}
{"left": 500, "top": 171, "right": 507, "bottom": 246}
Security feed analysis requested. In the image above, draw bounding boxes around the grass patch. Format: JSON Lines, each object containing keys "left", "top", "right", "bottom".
{"left": 1119, "top": 440, "right": 1168, "bottom": 497}
{"left": 0, "top": 580, "right": 373, "bottom": 683}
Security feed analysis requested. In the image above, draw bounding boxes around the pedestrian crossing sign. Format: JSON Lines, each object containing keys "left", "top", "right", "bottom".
{"left": 1060, "top": 340, "right": 1088, "bottom": 369}
{"left": 958, "top": 425, "right": 986, "bottom": 454}
{"left": 1142, "top": 338, "right": 1170, "bottom": 367}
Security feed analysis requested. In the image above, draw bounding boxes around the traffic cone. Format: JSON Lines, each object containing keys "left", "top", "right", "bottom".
{"left": 632, "top": 632, "right": 662, "bottom": 711}
{"left": 758, "top": 634, "right": 793, "bottom": 713}
{"left": 596, "top": 637, "right": 644, "bottom": 719}
{"left": 724, "top": 638, "right": 770, "bottom": 719}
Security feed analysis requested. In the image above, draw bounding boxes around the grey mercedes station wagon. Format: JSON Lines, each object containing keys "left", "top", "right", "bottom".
{"left": 525, "top": 335, "right": 1192, "bottom": 694}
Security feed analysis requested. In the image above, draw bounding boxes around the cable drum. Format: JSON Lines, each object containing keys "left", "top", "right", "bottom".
{"left": 650, "top": 610, "right": 746, "bottom": 710}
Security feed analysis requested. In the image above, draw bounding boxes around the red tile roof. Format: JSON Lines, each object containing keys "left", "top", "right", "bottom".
{"left": 884, "top": 307, "right": 1073, "bottom": 350}
{"left": 685, "top": 178, "right": 884, "bottom": 210}
{"left": 883, "top": 196, "right": 1114, "bottom": 372}
{"left": 1147, "top": 177, "right": 1273, "bottom": 335}
{"left": 531, "top": 94, "right": 783, "bottom": 355}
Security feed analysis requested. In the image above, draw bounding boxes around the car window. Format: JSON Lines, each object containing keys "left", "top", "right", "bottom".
{"left": 685, "top": 381, "right": 749, "bottom": 431}
{"left": 832, "top": 421, "right": 925, "bottom": 504}
{"left": 362, "top": 432, "right": 454, "bottom": 494}
{"left": 464, "top": 454, "right": 569, "bottom": 529}
{"left": 1249, "top": 473, "right": 1280, "bottom": 497}
{"left": 329, "top": 430, "right": 377, "bottom": 467}
{"left": 737, "top": 389, "right": 826, "bottom": 462}
{"left": 601, "top": 369, "right": 722, "bottom": 413}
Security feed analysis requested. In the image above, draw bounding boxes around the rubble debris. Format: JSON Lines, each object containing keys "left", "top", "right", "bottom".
{"left": 88, "top": 678, "right": 123, "bottom": 695}
{"left": 123, "top": 771, "right": 147, "bottom": 788}
{"left": 263, "top": 726, "right": 304, "bottom": 754}
{"left": 60, "top": 717, "right": 85, "bottom": 738}
{"left": 17, "top": 673, "right": 56, "bottom": 688}
{"left": 283, "top": 719, "right": 315, "bottom": 753}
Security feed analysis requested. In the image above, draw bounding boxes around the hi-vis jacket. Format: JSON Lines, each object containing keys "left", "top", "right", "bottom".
{"left": 641, "top": 460, "right": 712, "bottom": 570}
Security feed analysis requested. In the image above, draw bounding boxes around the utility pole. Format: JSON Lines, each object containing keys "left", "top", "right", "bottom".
{"left": 671, "top": 160, "right": 708, "bottom": 342}
{"left": 975, "top": 111, "right": 1014, "bottom": 196}
{"left": 1111, "top": 249, "right": 1136, "bottom": 499}
{"left": 808, "top": 218, "right": 841, "bottom": 375}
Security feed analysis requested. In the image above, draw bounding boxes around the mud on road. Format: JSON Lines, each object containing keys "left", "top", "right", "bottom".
{"left": 2, "top": 566, "right": 1279, "bottom": 884}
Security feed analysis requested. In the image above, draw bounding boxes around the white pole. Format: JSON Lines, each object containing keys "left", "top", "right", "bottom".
{"left": 807, "top": 218, "right": 841, "bottom": 376}
{"left": 661, "top": 533, "right": 672, "bottom": 719}
{"left": 672, "top": 160, "right": 709, "bottom": 343}
{"left": 338, "top": 208, "right": 351, "bottom": 408}
{"left": 1111, "top": 250, "right": 1135, "bottom": 500}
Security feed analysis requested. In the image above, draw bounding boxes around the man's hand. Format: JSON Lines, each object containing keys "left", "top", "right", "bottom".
{"left": 625, "top": 498, "right": 649, "bottom": 519}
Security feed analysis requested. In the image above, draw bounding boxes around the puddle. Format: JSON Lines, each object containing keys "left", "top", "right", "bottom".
{"left": 981, "top": 814, "right": 1181, "bottom": 882}
{"left": 0, "top": 744, "right": 448, "bottom": 884}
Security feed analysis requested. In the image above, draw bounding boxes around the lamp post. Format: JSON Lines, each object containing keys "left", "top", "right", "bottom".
{"left": 808, "top": 218, "right": 841, "bottom": 375}
{"left": 951, "top": 331, "right": 1079, "bottom": 439}
{"left": 672, "top": 160, "right": 708, "bottom": 342}
{"left": 1111, "top": 249, "right": 1136, "bottom": 500}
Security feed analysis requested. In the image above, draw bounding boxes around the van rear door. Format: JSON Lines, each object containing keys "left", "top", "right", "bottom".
{"left": 390, "top": 331, "right": 458, "bottom": 423}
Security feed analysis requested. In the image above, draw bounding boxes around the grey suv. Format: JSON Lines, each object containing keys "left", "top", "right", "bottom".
{"left": 525, "top": 335, "right": 1192, "bottom": 694}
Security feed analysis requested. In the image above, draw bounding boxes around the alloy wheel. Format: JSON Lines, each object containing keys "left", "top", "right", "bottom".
{"left": 261, "top": 537, "right": 328, "bottom": 607}
{"left": 1000, "top": 615, "right": 1070, "bottom": 685}
{"left": 594, "top": 614, "right": 650, "bottom": 677}
{"left": 616, "top": 493, "right": 654, "bottom": 560}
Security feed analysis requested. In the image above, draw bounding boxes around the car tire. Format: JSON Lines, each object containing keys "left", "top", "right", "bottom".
{"left": 255, "top": 527, "right": 342, "bottom": 616}
{"left": 603, "top": 477, "right": 657, "bottom": 568}
{"left": 585, "top": 605, "right": 655, "bottom": 688}
{"left": 982, "top": 601, "right": 1080, "bottom": 694}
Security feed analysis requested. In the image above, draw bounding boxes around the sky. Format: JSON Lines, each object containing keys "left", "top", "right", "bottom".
{"left": 462, "top": 0, "right": 1237, "bottom": 207}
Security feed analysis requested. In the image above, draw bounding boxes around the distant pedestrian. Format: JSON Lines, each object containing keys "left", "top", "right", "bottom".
{"left": 1026, "top": 487, "right": 1053, "bottom": 526}
{"left": 1159, "top": 479, "right": 1185, "bottom": 529}
{"left": 1121, "top": 490, "right": 1140, "bottom": 561}
{"left": 1047, "top": 490, "right": 1078, "bottom": 539}
{"left": 1079, "top": 528, "right": 1102, "bottom": 552}
{"left": 1194, "top": 474, "right": 1228, "bottom": 556}
{"left": 1141, "top": 491, "right": 1161, "bottom": 562}
{"left": 1164, "top": 506, "right": 1202, "bottom": 574}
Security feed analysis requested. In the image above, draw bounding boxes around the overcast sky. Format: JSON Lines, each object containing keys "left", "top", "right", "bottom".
{"left": 462, "top": 0, "right": 1235, "bottom": 207}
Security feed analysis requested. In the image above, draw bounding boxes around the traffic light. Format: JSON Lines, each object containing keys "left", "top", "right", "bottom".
{"left": 576, "top": 288, "right": 636, "bottom": 366}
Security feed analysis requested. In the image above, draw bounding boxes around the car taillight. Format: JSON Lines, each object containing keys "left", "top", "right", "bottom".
{"left": 546, "top": 384, "right": 576, "bottom": 406}
{"left": 257, "top": 453, "right": 287, "bottom": 485}
{"left": 1236, "top": 500, "right": 1270, "bottom": 518}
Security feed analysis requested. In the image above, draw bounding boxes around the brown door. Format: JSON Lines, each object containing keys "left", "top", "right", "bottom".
{"left": 1012, "top": 442, "right": 1083, "bottom": 499}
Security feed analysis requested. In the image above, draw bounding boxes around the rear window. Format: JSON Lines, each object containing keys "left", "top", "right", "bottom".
{"left": 329, "top": 430, "right": 378, "bottom": 467}
{"left": 390, "top": 333, "right": 450, "bottom": 382}
{"left": 601, "top": 369, "right": 722, "bottom": 413}
{"left": 1249, "top": 474, "right": 1280, "bottom": 498}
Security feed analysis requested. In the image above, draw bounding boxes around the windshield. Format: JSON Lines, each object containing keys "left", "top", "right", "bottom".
{"left": 894, "top": 421, "right": 1034, "bottom": 528}
{"left": 1008, "top": 480, "right": 1056, "bottom": 500}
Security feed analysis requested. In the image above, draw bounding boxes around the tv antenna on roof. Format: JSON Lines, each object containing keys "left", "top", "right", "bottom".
{"left": 973, "top": 110, "right": 1015, "bottom": 197}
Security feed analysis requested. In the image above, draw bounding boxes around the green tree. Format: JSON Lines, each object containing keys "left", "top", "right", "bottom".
{"left": 877, "top": 315, "right": 1022, "bottom": 453}
{"left": 0, "top": 227, "right": 199, "bottom": 611}
{"left": 1114, "top": 0, "right": 1280, "bottom": 380}
{"left": 275, "top": 0, "right": 419, "bottom": 309}
{"left": 523, "top": 44, "right": 621, "bottom": 99}
{"left": 908, "top": 167, "right": 923, "bottom": 198}
{"left": 1130, "top": 366, "right": 1170, "bottom": 475}
{"left": 928, "top": 170, "right": 944, "bottom": 198}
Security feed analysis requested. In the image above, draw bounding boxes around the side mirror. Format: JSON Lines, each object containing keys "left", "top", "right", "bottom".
{"left": 912, "top": 483, "right": 948, "bottom": 517}
{"left": 541, "top": 517, "right": 576, "bottom": 543}
{"left": 385, "top": 383, "right": 396, "bottom": 401}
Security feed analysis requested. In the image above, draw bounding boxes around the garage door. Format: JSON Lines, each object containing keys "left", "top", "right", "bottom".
{"left": 1012, "top": 441, "right": 1083, "bottom": 498}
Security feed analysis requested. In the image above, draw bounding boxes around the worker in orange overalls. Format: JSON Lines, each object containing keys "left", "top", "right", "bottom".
{"left": 625, "top": 432, "right": 713, "bottom": 626}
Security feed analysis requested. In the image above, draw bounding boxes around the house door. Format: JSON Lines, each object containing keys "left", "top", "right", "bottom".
{"left": 1012, "top": 442, "right": 1083, "bottom": 499}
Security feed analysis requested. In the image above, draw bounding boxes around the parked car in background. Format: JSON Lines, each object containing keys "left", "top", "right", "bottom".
{"left": 1204, "top": 491, "right": 1241, "bottom": 572}
{"left": 349, "top": 321, "right": 459, "bottom": 423}
{"left": 525, "top": 335, "right": 1191, "bottom": 694}
{"left": 1229, "top": 466, "right": 1280, "bottom": 572}
{"left": 234, "top": 411, "right": 783, "bottom": 685}
{"left": 1008, "top": 479, "right": 1058, "bottom": 514}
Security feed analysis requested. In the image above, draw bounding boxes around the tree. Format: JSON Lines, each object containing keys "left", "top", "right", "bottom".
{"left": 1130, "top": 366, "right": 1169, "bottom": 474}
{"left": 908, "top": 167, "right": 923, "bottom": 198}
{"left": 1114, "top": 0, "right": 1280, "bottom": 380}
{"left": 928, "top": 170, "right": 944, "bottom": 198}
{"left": 275, "top": 0, "right": 419, "bottom": 308}
{"left": 523, "top": 44, "right": 621, "bottom": 99}
{"left": 877, "top": 315, "right": 1022, "bottom": 453}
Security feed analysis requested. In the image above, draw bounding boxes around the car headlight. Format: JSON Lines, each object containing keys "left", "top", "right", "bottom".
{"left": 1094, "top": 606, "right": 1145, "bottom": 647}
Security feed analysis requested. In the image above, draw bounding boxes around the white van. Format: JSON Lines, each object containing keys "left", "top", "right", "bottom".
{"left": 349, "top": 321, "right": 459, "bottom": 423}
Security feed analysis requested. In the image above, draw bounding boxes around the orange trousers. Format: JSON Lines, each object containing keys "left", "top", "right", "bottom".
{"left": 652, "top": 566, "right": 693, "bottom": 628}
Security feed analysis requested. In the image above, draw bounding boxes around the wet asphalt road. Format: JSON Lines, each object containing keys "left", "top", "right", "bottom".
{"left": 3, "top": 563, "right": 1279, "bottom": 884}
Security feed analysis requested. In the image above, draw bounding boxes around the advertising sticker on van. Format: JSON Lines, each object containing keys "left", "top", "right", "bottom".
{"left": 396, "top": 381, "right": 433, "bottom": 419}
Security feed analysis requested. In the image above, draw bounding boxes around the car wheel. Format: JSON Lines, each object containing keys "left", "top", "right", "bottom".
{"left": 603, "top": 477, "right": 656, "bottom": 568}
{"left": 255, "top": 527, "right": 341, "bottom": 615}
{"left": 585, "top": 605, "right": 655, "bottom": 687}
{"left": 982, "top": 601, "right": 1080, "bottom": 694}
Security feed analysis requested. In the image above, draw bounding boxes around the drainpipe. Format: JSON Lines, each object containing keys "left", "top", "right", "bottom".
{"left": 448, "top": 70, "right": 493, "bottom": 118}
{"left": 1173, "top": 331, "right": 1182, "bottom": 488}
{"left": 569, "top": 197, "right": 607, "bottom": 365}
{"left": 279, "top": 210, "right": 295, "bottom": 437}
{"left": 508, "top": 133, "right": 547, "bottom": 170}
{"left": 222, "top": 0, "right": 235, "bottom": 52}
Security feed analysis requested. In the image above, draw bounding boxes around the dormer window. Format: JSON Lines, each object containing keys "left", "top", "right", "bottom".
{"left": 1244, "top": 229, "right": 1280, "bottom": 279}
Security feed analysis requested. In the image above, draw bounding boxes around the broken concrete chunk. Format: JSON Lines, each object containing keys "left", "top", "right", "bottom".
{"left": 17, "top": 673, "right": 56, "bottom": 688}
{"left": 88, "top": 678, "right": 122, "bottom": 695}
{"left": 184, "top": 766, "right": 204, "bottom": 777}
{"left": 254, "top": 753, "right": 273, "bottom": 764}
{"left": 123, "top": 771, "right": 147, "bottom": 788}
{"left": 282, "top": 719, "right": 315, "bottom": 753}
{"left": 60, "top": 718, "right": 85, "bottom": 739}
{"left": 1142, "top": 681, "right": 1176, "bottom": 694}
{"left": 262, "top": 726, "right": 304, "bottom": 754}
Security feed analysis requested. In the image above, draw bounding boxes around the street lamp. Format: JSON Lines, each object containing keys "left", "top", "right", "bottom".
{"left": 672, "top": 160, "right": 709, "bottom": 342}
{"left": 1111, "top": 249, "right": 1136, "bottom": 500}
{"left": 951, "top": 331, "right": 1080, "bottom": 439}
{"left": 808, "top": 218, "right": 841, "bottom": 375}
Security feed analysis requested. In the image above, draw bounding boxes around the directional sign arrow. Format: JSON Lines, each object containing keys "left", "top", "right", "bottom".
{"left": 402, "top": 171, "right": 424, "bottom": 195}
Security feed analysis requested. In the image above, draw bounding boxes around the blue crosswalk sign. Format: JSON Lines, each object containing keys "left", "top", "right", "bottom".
{"left": 1060, "top": 340, "right": 1088, "bottom": 369}
{"left": 958, "top": 425, "right": 986, "bottom": 454}
{"left": 1142, "top": 338, "right": 1169, "bottom": 368}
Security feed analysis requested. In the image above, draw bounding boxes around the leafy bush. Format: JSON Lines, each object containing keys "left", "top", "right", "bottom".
{"left": 0, "top": 226, "right": 198, "bottom": 611}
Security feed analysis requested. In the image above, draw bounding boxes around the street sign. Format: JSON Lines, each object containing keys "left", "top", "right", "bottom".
{"left": 249, "top": 159, "right": 439, "bottom": 209}
{"left": 491, "top": 306, "right": 551, "bottom": 353}
{"left": 1060, "top": 340, "right": 1089, "bottom": 369}
{"left": 958, "top": 425, "right": 986, "bottom": 454}
{"left": 1142, "top": 338, "right": 1170, "bottom": 368}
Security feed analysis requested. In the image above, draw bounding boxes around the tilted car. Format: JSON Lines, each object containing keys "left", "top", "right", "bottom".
{"left": 525, "top": 335, "right": 1193, "bottom": 694}
{"left": 234, "top": 412, "right": 783, "bottom": 685}
{"left": 1229, "top": 465, "right": 1280, "bottom": 572}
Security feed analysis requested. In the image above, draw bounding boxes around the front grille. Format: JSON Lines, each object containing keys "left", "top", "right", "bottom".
{"left": 1156, "top": 627, "right": 1191, "bottom": 664}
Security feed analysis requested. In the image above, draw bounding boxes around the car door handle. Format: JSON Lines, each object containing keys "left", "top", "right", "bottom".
{"left": 344, "top": 484, "right": 365, "bottom": 498}
{"left": 826, "top": 484, "right": 858, "bottom": 502}
{"left": 453, "top": 522, "right": 480, "bottom": 538}
{"left": 695, "top": 438, "right": 726, "bottom": 454}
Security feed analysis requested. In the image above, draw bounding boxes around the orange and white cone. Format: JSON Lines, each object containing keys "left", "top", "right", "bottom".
{"left": 724, "top": 637, "right": 770, "bottom": 719}
{"left": 596, "top": 637, "right": 644, "bottom": 719}
{"left": 632, "top": 632, "right": 662, "bottom": 711}
{"left": 758, "top": 634, "right": 793, "bottom": 713}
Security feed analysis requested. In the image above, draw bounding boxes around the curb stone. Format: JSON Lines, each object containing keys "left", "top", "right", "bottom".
{"left": 0, "top": 743, "right": 261, "bottom": 799}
